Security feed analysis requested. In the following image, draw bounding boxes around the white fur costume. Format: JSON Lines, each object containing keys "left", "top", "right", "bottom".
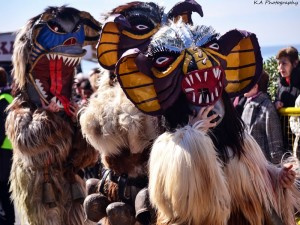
{"left": 79, "top": 71, "right": 160, "bottom": 224}
{"left": 149, "top": 124, "right": 300, "bottom": 225}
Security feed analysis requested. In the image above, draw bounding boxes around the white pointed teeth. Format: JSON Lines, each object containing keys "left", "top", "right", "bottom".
{"left": 199, "top": 94, "right": 202, "bottom": 104}
{"left": 204, "top": 71, "right": 207, "bottom": 82}
{"left": 35, "top": 79, "right": 47, "bottom": 98}
{"left": 213, "top": 68, "right": 221, "bottom": 79}
{"left": 189, "top": 74, "right": 194, "bottom": 84}
{"left": 46, "top": 53, "right": 82, "bottom": 67}
{"left": 184, "top": 68, "right": 223, "bottom": 105}
{"left": 50, "top": 96, "right": 63, "bottom": 108}
{"left": 185, "top": 77, "right": 191, "bottom": 86}
{"left": 184, "top": 88, "right": 194, "bottom": 93}
{"left": 195, "top": 72, "right": 201, "bottom": 82}
{"left": 206, "top": 95, "right": 209, "bottom": 103}
{"left": 215, "top": 87, "right": 219, "bottom": 97}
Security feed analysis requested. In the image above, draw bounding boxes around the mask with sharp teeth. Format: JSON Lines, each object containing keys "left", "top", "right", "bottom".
{"left": 115, "top": 20, "right": 263, "bottom": 121}
{"left": 23, "top": 6, "right": 101, "bottom": 116}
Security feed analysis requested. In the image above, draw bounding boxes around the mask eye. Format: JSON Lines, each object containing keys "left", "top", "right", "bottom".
{"left": 126, "top": 16, "right": 155, "bottom": 34}
{"left": 154, "top": 56, "right": 175, "bottom": 68}
{"left": 135, "top": 24, "right": 149, "bottom": 30}
{"left": 48, "top": 21, "right": 65, "bottom": 33}
{"left": 208, "top": 43, "right": 219, "bottom": 50}
{"left": 72, "top": 23, "right": 82, "bottom": 33}
{"left": 204, "top": 41, "right": 220, "bottom": 51}
{"left": 148, "top": 46, "right": 181, "bottom": 71}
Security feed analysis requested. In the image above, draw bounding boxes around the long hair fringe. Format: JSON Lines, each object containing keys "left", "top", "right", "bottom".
{"left": 149, "top": 126, "right": 231, "bottom": 225}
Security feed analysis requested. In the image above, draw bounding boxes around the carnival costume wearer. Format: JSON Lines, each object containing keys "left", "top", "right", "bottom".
{"left": 115, "top": 20, "right": 300, "bottom": 224}
{"left": 79, "top": 1, "right": 203, "bottom": 224}
{"left": 0, "top": 72, "right": 15, "bottom": 225}
{"left": 5, "top": 6, "right": 101, "bottom": 225}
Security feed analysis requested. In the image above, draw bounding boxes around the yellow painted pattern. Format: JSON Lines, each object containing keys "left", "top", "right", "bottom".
{"left": 125, "top": 86, "right": 159, "bottom": 107}
{"left": 225, "top": 80, "right": 251, "bottom": 93}
{"left": 120, "top": 72, "right": 153, "bottom": 87}
{"left": 231, "top": 37, "right": 253, "bottom": 51}
{"left": 226, "top": 51, "right": 255, "bottom": 68}
{"left": 224, "top": 37, "right": 257, "bottom": 94}
{"left": 118, "top": 56, "right": 161, "bottom": 112}
{"left": 97, "top": 23, "right": 120, "bottom": 68}
{"left": 136, "top": 99, "right": 161, "bottom": 112}
{"left": 225, "top": 66, "right": 256, "bottom": 81}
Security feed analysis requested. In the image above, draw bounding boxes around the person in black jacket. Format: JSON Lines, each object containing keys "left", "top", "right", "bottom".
{"left": 0, "top": 66, "right": 15, "bottom": 225}
{"left": 275, "top": 46, "right": 300, "bottom": 152}
{"left": 275, "top": 46, "right": 300, "bottom": 109}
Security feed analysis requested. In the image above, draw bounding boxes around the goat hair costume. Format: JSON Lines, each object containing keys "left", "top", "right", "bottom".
{"left": 114, "top": 19, "right": 300, "bottom": 225}
{"left": 5, "top": 6, "right": 101, "bottom": 225}
{"left": 79, "top": 1, "right": 203, "bottom": 225}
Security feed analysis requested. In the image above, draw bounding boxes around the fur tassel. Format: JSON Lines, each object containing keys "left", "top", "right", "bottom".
{"left": 148, "top": 126, "right": 231, "bottom": 225}
{"left": 11, "top": 22, "right": 32, "bottom": 89}
{"left": 80, "top": 71, "right": 159, "bottom": 158}
{"left": 271, "top": 155, "right": 300, "bottom": 225}
{"left": 10, "top": 161, "right": 90, "bottom": 225}
{"left": 225, "top": 133, "right": 275, "bottom": 225}
{"left": 226, "top": 132, "right": 300, "bottom": 225}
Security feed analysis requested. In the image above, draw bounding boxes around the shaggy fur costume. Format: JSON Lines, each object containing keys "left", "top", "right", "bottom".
{"left": 6, "top": 6, "right": 101, "bottom": 225}
{"left": 149, "top": 124, "right": 300, "bottom": 225}
{"left": 79, "top": 70, "right": 161, "bottom": 225}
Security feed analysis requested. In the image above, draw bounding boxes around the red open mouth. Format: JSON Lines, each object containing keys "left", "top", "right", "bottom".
{"left": 29, "top": 53, "right": 82, "bottom": 114}
{"left": 181, "top": 66, "right": 224, "bottom": 106}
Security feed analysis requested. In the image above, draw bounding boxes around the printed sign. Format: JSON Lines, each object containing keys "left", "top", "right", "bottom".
{"left": 0, "top": 32, "right": 15, "bottom": 62}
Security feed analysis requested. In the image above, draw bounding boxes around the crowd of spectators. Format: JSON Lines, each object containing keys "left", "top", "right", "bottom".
{"left": 235, "top": 46, "right": 300, "bottom": 165}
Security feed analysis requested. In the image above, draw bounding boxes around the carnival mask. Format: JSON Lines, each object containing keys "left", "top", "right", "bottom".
{"left": 26, "top": 6, "right": 101, "bottom": 115}
{"left": 97, "top": 0, "right": 203, "bottom": 70}
{"left": 115, "top": 21, "right": 263, "bottom": 116}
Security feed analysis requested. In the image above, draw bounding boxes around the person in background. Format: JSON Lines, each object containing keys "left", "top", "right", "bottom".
{"left": 77, "top": 79, "right": 93, "bottom": 107}
{"left": 88, "top": 67, "right": 101, "bottom": 92}
{"left": 275, "top": 46, "right": 300, "bottom": 109}
{"left": 0, "top": 67, "right": 15, "bottom": 225}
{"left": 275, "top": 46, "right": 300, "bottom": 152}
{"left": 241, "top": 71, "right": 284, "bottom": 164}
{"left": 232, "top": 94, "right": 247, "bottom": 117}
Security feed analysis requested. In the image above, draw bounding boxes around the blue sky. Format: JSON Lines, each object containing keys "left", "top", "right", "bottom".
{"left": 0, "top": 0, "right": 299, "bottom": 47}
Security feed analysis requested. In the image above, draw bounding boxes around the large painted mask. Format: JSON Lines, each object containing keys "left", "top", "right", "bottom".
{"left": 115, "top": 21, "right": 263, "bottom": 116}
{"left": 97, "top": 0, "right": 203, "bottom": 70}
{"left": 18, "top": 6, "right": 101, "bottom": 116}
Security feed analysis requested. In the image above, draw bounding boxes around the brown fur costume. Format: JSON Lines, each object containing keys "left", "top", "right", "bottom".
{"left": 80, "top": 70, "right": 161, "bottom": 225}
{"left": 6, "top": 6, "right": 101, "bottom": 225}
